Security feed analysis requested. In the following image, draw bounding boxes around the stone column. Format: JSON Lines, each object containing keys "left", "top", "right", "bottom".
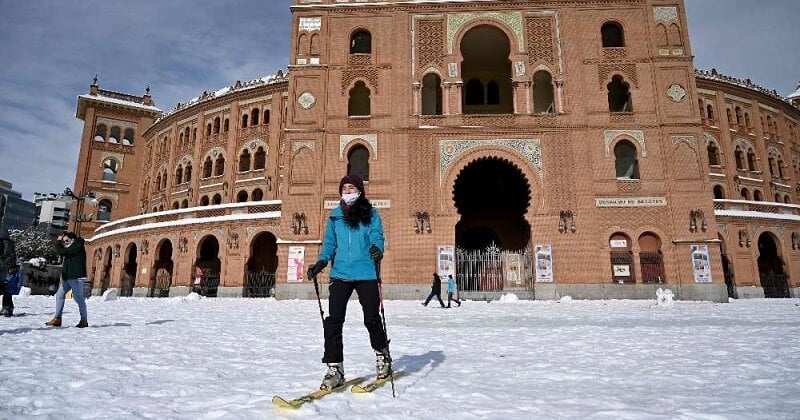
{"left": 442, "top": 82, "right": 451, "bottom": 115}
{"left": 454, "top": 82, "right": 464, "bottom": 115}
{"left": 412, "top": 82, "right": 421, "bottom": 116}
{"left": 555, "top": 79, "right": 565, "bottom": 114}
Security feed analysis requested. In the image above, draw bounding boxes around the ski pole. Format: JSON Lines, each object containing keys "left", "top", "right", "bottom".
{"left": 375, "top": 260, "right": 396, "bottom": 398}
{"left": 311, "top": 274, "right": 325, "bottom": 324}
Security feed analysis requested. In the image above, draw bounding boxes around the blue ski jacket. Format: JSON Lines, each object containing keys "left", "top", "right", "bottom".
{"left": 319, "top": 205, "right": 384, "bottom": 281}
{"left": 4, "top": 270, "right": 22, "bottom": 295}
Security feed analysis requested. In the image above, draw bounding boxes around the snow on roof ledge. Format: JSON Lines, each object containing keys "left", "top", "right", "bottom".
{"left": 78, "top": 94, "right": 162, "bottom": 113}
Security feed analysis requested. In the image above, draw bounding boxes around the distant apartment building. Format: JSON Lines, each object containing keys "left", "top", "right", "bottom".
{"left": 0, "top": 180, "right": 36, "bottom": 231}
{"left": 33, "top": 194, "right": 71, "bottom": 235}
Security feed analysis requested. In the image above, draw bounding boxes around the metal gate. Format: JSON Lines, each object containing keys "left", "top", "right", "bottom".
{"left": 148, "top": 268, "right": 171, "bottom": 298}
{"left": 195, "top": 269, "right": 220, "bottom": 297}
{"left": 245, "top": 270, "right": 276, "bottom": 297}
{"left": 610, "top": 251, "right": 635, "bottom": 284}
{"left": 639, "top": 252, "right": 664, "bottom": 284}
{"left": 455, "top": 243, "right": 533, "bottom": 292}
{"left": 760, "top": 273, "right": 790, "bottom": 298}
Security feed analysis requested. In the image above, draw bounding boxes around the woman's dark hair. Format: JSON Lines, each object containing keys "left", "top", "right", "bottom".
{"left": 342, "top": 195, "right": 373, "bottom": 228}
{"left": 63, "top": 231, "right": 78, "bottom": 240}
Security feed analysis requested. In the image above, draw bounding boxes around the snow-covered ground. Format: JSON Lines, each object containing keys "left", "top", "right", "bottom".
{"left": 1, "top": 294, "right": 799, "bottom": 419}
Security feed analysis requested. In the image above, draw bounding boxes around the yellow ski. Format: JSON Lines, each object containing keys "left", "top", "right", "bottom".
{"left": 272, "top": 377, "right": 365, "bottom": 408}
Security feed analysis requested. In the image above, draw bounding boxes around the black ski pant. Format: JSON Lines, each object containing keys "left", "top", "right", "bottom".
{"left": 447, "top": 292, "right": 461, "bottom": 307}
{"left": 1, "top": 293, "right": 12, "bottom": 310}
{"left": 423, "top": 291, "right": 445, "bottom": 307}
{"left": 322, "top": 279, "right": 387, "bottom": 364}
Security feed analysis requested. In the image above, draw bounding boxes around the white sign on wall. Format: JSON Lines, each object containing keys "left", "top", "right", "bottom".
{"left": 596, "top": 197, "right": 668, "bottom": 207}
{"left": 535, "top": 245, "right": 553, "bottom": 282}
{"left": 691, "top": 244, "right": 712, "bottom": 283}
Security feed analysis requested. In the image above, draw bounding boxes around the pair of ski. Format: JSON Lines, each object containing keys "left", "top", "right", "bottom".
{"left": 272, "top": 371, "right": 405, "bottom": 408}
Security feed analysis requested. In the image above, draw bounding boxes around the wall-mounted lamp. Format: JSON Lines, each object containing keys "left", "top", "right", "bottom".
{"left": 292, "top": 212, "right": 308, "bottom": 235}
{"left": 113, "top": 244, "right": 121, "bottom": 257}
{"left": 413, "top": 211, "right": 432, "bottom": 234}
{"left": 226, "top": 232, "right": 239, "bottom": 250}
{"left": 738, "top": 230, "right": 751, "bottom": 248}
{"left": 792, "top": 232, "right": 800, "bottom": 250}
{"left": 689, "top": 209, "right": 708, "bottom": 233}
{"left": 94, "top": 248, "right": 103, "bottom": 261}
{"left": 140, "top": 239, "right": 149, "bottom": 255}
{"left": 177, "top": 236, "right": 189, "bottom": 253}
{"left": 558, "top": 210, "right": 576, "bottom": 233}
{"left": 266, "top": 176, "right": 272, "bottom": 191}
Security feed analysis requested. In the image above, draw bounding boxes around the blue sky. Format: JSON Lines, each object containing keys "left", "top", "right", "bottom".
{"left": 0, "top": 0, "right": 798, "bottom": 201}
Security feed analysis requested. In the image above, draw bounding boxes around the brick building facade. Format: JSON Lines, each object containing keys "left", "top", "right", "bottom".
{"left": 70, "top": 0, "right": 800, "bottom": 302}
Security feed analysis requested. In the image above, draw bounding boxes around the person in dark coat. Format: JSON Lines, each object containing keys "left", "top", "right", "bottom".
{"left": 422, "top": 272, "right": 446, "bottom": 307}
{"left": 45, "top": 231, "right": 89, "bottom": 328}
{"left": 0, "top": 228, "right": 15, "bottom": 285}
{"left": 2, "top": 264, "right": 22, "bottom": 317}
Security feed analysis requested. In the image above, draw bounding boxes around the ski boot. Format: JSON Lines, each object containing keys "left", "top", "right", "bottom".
{"left": 375, "top": 347, "right": 392, "bottom": 379}
{"left": 320, "top": 363, "right": 344, "bottom": 390}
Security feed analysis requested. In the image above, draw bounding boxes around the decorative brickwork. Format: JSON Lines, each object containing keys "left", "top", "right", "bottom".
{"left": 543, "top": 135, "right": 576, "bottom": 209}
{"left": 525, "top": 17, "right": 555, "bottom": 67}
{"left": 416, "top": 20, "right": 444, "bottom": 73}
{"left": 409, "top": 135, "right": 437, "bottom": 212}
{"left": 342, "top": 68, "right": 379, "bottom": 94}
{"left": 598, "top": 62, "right": 639, "bottom": 88}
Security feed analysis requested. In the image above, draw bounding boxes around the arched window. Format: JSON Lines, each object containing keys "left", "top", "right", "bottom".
{"left": 251, "top": 108, "right": 260, "bottom": 125}
{"left": 741, "top": 188, "right": 750, "bottom": 200}
{"left": 236, "top": 190, "right": 248, "bottom": 203}
{"left": 421, "top": 73, "right": 442, "bottom": 115}
{"left": 614, "top": 140, "right": 639, "bottom": 179}
{"left": 109, "top": 127, "right": 121, "bottom": 143}
{"left": 161, "top": 170, "right": 167, "bottom": 189}
{"left": 735, "top": 107, "right": 743, "bottom": 130}
{"left": 727, "top": 109, "right": 733, "bottom": 126}
{"left": 252, "top": 188, "right": 263, "bottom": 201}
{"left": 253, "top": 147, "right": 266, "bottom": 170}
{"left": 607, "top": 75, "right": 632, "bottom": 112}
{"left": 263, "top": 110, "right": 270, "bottom": 125}
{"left": 533, "top": 71, "right": 555, "bottom": 113}
{"left": 203, "top": 157, "right": 213, "bottom": 178}
{"left": 775, "top": 193, "right": 782, "bottom": 203}
{"left": 347, "top": 145, "right": 370, "bottom": 181}
{"left": 706, "top": 104, "right": 715, "bottom": 123}
{"left": 214, "top": 155, "right": 225, "bottom": 176}
{"left": 123, "top": 128, "right": 134, "bottom": 145}
{"left": 175, "top": 165, "right": 183, "bottom": 185}
{"left": 212, "top": 194, "right": 222, "bottom": 205}
{"left": 102, "top": 158, "right": 118, "bottom": 182}
{"left": 155, "top": 174, "right": 161, "bottom": 191}
{"left": 200, "top": 196, "right": 210, "bottom": 206}
{"left": 179, "top": 132, "right": 184, "bottom": 148}
{"left": 97, "top": 199, "right": 112, "bottom": 221}
{"left": 350, "top": 30, "right": 372, "bottom": 54}
{"left": 713, "top": 185, "right": 725, "bottom": 199}
{"left": 754, "top": 190, "right": 763, "bottom": 201}
{"left": 239, "top": 149, "right": 251, "bottom": 172}
{"left": 734, "top": 147, "right": 745, "bottom": 170}
{"left": 184, "top": 127, "right": 190, "bottom": 141}
{"left": 184, "top": 163, "right": 192, "bottom": 183}
{"left": 745, "top": 113, "right": 751, "bottom": 132}
{"left": 158, "top": 205, "right": 164, "bottom": 212}
{"left": 152, "top": 207, "right": 158, "bottom": 213}
{"left": 224, "top": 118, "right": 229, "bottom": 132}
{"left": 172, "top": 201, "right": 179, "bottom": 210}
{"left": 181, "top": 199, "right": 189, "bottom": 208}
{"left": 214, "top": 117, "right": 220, "bottom": 134}
{"left": 668, "top": 23, "right": 682, "bottom": 46}
{"left": 785, "top": 195, "right": 791, "bottom": 204}
{"left": 656, "top": 23, "right": 668, "bottom": 46}
{"left": 778, "top": 159, "right": 786, "bottom": 178}
{"left": 193, "top": 128, "right": 197, "bottom": 141}
{"left": 242, "top": 114, "right": 249, "bottom": 128}
{"left": 768, "top": 157, "right": 777, "bottom": 177}
{"left": 206, "top": 123, "right": 212, "bottom": 136}
{"left": 601, "top": 22, "right": 625, "bottom": 47}
{"left": 486, "top": 80, "right": 500, "bottom": 105}
{"left": 707, "top": 143, "right": 720, "bottom": 166}
{"left": 348, "top": 81, "right": 371, "bottom": 116}
{"left": 94, "top": 124, "right": 107, "bottom": 141}
{"left": 465, "top": 78, "right": 484, "bottom": 106}
{"left": 747, "top": 149, "right": 758, "bottom": 171}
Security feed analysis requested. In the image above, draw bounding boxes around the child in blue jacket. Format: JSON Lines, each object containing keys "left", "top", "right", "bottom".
{"left": 2, "top": 264, "right": 23, "bottom": 317}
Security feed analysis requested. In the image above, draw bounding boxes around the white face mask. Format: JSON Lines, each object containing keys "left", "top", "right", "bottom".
{"left": 63, "top": 238, "right": 74, "bottom": 248}
{"left": 341, "top": 192, "right": 360, "bottom": 205}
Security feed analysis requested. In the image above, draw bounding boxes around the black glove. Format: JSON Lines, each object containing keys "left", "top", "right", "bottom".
{"left": 307, "top": 260, "right": 328, "bottom": 280}
{"left": 369, "top": 245, "right": 383, "bottom": 261}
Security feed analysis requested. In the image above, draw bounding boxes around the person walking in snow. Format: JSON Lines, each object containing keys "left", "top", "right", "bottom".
{"left": 422, "top": 272, "right": 446, "bottom": 308}
{"left": 45, "top": 231, "right": 89, "bottom": 328}
{"left": 1, "top": 264, "right": 22, "bottom": 317}
{"left": 446, "top": 274, "right": 461, "bottom": 308}
{"left": 0, "top": 229, "right": 15, "bottom": 286}
{"left": 306, "top": 174, "right": 389, "bottom": 390}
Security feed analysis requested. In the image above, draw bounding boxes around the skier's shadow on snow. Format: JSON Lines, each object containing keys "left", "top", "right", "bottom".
{"left": 145, "top": 319, "right": 174, "bottom": 325}
{"left": 392, "top": 350, "right": 445, "bottom": 376}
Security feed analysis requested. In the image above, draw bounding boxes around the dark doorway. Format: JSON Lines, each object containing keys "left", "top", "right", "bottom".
{"left": 757, "top": 233, "right": 789, "bottom": 298}
{"left": 194, "top": 236, "right": 221, "bottom": 297}
{"left": 121, "top": 243, "right": 137, "bottom": 297}
{"left": 150, "top": 240, "right": 173, "bottom": 297}
{"left": 246, "top": 232, "right": 278, "bottom": 297}
{"left": 460, "top": 25, "right": 513, "bottom": 114}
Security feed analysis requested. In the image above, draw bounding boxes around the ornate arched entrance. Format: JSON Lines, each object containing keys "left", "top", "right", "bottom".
{"left": 757, "top": 232, "right": 789, "bottom": 298}
{"left": 193, "top": 235, "right": 221, "bottom": 297}
{"left": 150, "top": 239, "right": 173, "bottom": 297}
{"left": 245, "top": 232, "right": 278, "bottom": 297}
{"left": 453, "top": 156, "right": 532, "bottom": 292}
